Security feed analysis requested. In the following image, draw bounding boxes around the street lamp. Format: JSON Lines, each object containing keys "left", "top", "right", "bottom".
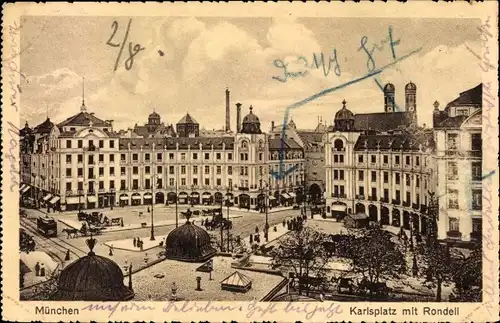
{"left": 225, "top": 186, "right": 233, "bottom": 251}
{"left": 217, "top": 188, "right": 224, "bottom": 252}
{"left": 260, "top": 181, "right": 269, "bottom": 242}
{"left": 109, "top": 188, "right": 115, "bottom": 210}
{"left": 150, "top": 173, "right": 160, "bottom": 241}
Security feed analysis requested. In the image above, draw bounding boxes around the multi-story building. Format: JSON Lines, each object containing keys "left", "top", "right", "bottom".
{"left": 433, "top": 84, "right": 482, "bottom": 243}
{"left": 20, "top": 91, "right": 305, "bottom": 212}
{"left": 324, "top": 83, "right": 438, "bottom": 235}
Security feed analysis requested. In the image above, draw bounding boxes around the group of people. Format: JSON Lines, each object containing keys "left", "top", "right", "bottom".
{"left": 34, "top": 262, "right": 46, "bottom": 277}
{"left": 283, "top": 215, "right": 307, "bottom": 231}
{"left": 133, "top": 237, "right": 145, "bottom": 250}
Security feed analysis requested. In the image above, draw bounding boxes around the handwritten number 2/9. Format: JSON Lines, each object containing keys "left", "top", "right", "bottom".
{"left": 106, "top": 19, "right": 145, "bottom": 71}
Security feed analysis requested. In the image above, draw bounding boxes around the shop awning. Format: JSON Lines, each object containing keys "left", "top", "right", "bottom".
{"left": 288, "top": 192, "right": 297, "bottom": 198}
{"left": 66, "top": 197, "right": 80, "bottom": 204}
{"left": 331, "top": 204, "right": 347, "bottom": 212}
{"left": 281, "top": 193, "right": 290, "bottom": 199}
{"left": 144, "top": 193, "right": 152, "bottom": 199}
{"left": 202, "top": 192, "right": 211, "bottom": 197}
{"left": 120, "top": 196, "right": 129, "bottom": 201}
{"left": 43, "top": 194, "right": 53, "bottom": 201}
{"left": 87, "top": 196, "right": 97, "bottom": 203}
{"left": 132, "top": 195, "right": 142, "bottom": 200}
{"left": 21, "top": 186, "right": 31, "bottom": 194}
{"left": 19, "top": 184, "right": 27, "bottom": 191}
{"left": 268, "top": 196, "right": 276, "bottom": 200}
{"left": 178, "top": 193, "right": 188, "bottom": 198}
{"left": 49, "top": 196, "right": 60, "bottom": 204}
{"left": 191, "top": 192, "right": 200, "bottom": 196}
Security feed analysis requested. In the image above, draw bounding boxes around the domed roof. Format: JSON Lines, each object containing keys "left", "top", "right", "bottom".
{"left": 149, "top": 110, "right": 160, "bottom": 119}
{"left": 383, "top": 83, "right": 395, "bottom": 92}
{"left": 52, "top": 238, "right": 134, "bottom": 301}
{"left": 165, "top": 215, "right": 216, "bottom": 263}
{"left": 405, "top": 81, "right": 417, "bottom": 91}
{"left": 241, "top": 106, "right": 262, "bottom": 134}
{"left": 334, "top": 100, "right": 354, "bottom": 120}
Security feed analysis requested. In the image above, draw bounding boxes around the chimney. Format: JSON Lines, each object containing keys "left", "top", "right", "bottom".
{"left": 271, "top": 121, "right": 275, "bottom": 132}
{"left": 225, "top": 88, "right": 231, "bottom": 132}
{"left": 236, "top": 103, "right": 242, "bottom": 133}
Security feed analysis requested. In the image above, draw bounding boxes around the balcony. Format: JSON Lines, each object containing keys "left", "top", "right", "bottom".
{"left": 87, "top": 190, "right": 96, "bottom": 195}
{"left": 446, "top": 231, "right": 462, "bottom": 240}
{"left": 380, "top": 197, "right": 389, "bottom": 203}
{"left": 403, "top": 201, "right": 411, "bottom": 207}
{"left": 88, "top": 174, "right": 96, "bottom": 179}
{"left": 98, "top": 188, "right": 106, "bottom": 193}
{"left": 470, "top": 231, "right": 482, "bottom": 242}
{"left": 355, "top": 195, "right": 365, "bottom": 201}
{"left": 238, "top": 186, "right": 249, "bottom": 191}
{"left": 368, "top": 196, "right": 378, "bottom": 202}
{"left": 392, "top": 199, "right": 401, "bottom": 205}
{"left": 65, "top": 190, "right": 73, "bottom": 196}
{"left": 412, "top": 203, "right": 420, "bottom": 210}
{"left": 420, "top": 204, "right": 427, "bottom": 213}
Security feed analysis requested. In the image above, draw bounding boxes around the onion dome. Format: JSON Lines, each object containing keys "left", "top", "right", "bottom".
{"left": 334, "top": 100, "right": 354, "bottom": 120}
{"left": 149, "top": 111, "right": 160, "bottom": 119}
{"left": 241, "top": 105, "right": 262, "bottom": 134}
{"left": 52, "top": 237, "right": 134, "bottom": 301}
{"left": 405, "top": 81, "right": 417, "bottom": 91}
{"left": 165, "top": 214, "right": 216, "bottom": 263}
{"left": 383, "top": 83, "right": 395, "bottom": 92}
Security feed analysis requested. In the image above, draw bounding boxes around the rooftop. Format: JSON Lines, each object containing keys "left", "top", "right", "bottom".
{"left": 445, "top": 84, "right": 482, "bottom": 108}
{"left": 178, "top": 113, "right": 199, "bottom": 125}
{"left": 353, "top": 111, "right": 412, "bottom": 132}
{"left": 58, "top": 111, "right": 112, "bottom": 128}
{"left": 268, "top": 138, "right": 302, "bottom": 150}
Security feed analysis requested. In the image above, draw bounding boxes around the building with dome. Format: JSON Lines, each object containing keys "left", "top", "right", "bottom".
{"left": 240, "top": 106, "right": 262, "bottom": 134}
{"left": 165, "top": 216, "right": 216, "bottom": 262}
{"left": 132, "top": 111, "right": 176, "bottom": 138}
{"left": 177, "top": 113, "right": 200, "bottom": 137}
{"left": 52, "top": 238, "right": 134, "bottom": 301}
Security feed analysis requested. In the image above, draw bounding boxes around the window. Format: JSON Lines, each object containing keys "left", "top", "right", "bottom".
{"left": 66, "top": 155, "right": 72, "bottom": 163}
{"left": 339, "top": 185, "right": 345, "bottom": 196}
{"left": 339, "top": 170, "right": 345, "bottom": 180}
{"left": 334, "top": 155, "right": 339, "bottom": 163}
{"left": 204, "top": 166, "right": 210, "bottom": 174}
{"left": 358, "top": 155, "right": 363, "bottom": 163}
{"left": 228, "top": 153, "right": 233, "bottom": 160}
{"left": 416, "top": 193, "right": 420, "bottom": 205}
{"left": 383, "top": 172, "right": 389, "bottom": 183}
{"left": 99, "top": 181, "right": 104, "bottom": 190}
{"left": 145, "top": 179, "right": 150, "bottom": 189}
{"left": 121, "top": 167, "right": 126, "bottom": 175}
{"left": 384, "top": 189, "right": 389, "bottom": 200}
{"left": 259, "top": 153, "right": 263, "bottom": 161}
{"left": 169, "top": 166, "right": 174, "bottom": 174}
{"left": 169, "top": 178, "right": 174, "bottom": 186}
{"left": 371, "top": 155, "right": 376, "bottom": 164}
{"left": 78, "top": 154, "right": 83, "bottom": 163}
{"left": 193, "top": 178, "right": 198, "bottom": 186}
{"left": 456, "top": 108, "right": 468, "bottom": 116}
{"left": 228, "top": 166, "right": 232, "bottom": 175}
{"left": 358, "top": 170, "right": 364, "bottom": 181}
{"left": 415, "top": 156, "right": 420, "bottom": 166}
{"left": 216, "top": 153, "right": 221, "bottom": 160}
{"left": 169, "top": 153, "right": 174, "bottom": 160}
{"left": 333, "top": 185, "right": 339, "bottom": 196}
{"left": 110, "top": 140, "right": 115, "bottom": 149}
{"left": 472, "top": 189, "right": 482, "bottom": 210}
{"left": 395, "top": 190, "right": 401, "bottom": 201}
{"left": 133, "top": 166, "right": 138, "bottom": 175}
{"left": 157, "top": 153, "right": 162, "bottom": 162}
{"left": 339, "top": 155, "right": 344, "bottom": 164}
{"left": 133, "top": 179, "right": 139, "bottom": 190}
{"left": 471, "top": 133, "right": 482, "bottom": 151}
{"left": 66, "top": 182, "right": 72, "bottom": 191}
{"left": 145, "top": 166, "right": 150, "bottom": 174}
{"left": 181, "top": 166, "right": 186, "bottom": 174}
{"left": 145, "top": 153, "right": 150, "bottom": 162}
{"left": 448, "top": 189, "right": 459, "bottom": 209}
{"left": 99, "top": 140, "right": 104, "bottom": 148}
{"left": 359, "top": 186, "right": 364, "bottom": 196}
{"left": 334, "top": 170, "right": 339, "bottom": 180}
{"left": 204, "top": 178, "right": 210, "bottom": 186}
{"left": 371, "top": 187, "right": 377, "bottom": 200}
{"left": 217, "top": 178, "right": 222, "bottom": 186}
{"left": 77, "top": 182, "right": 83, "bottom": 191}
{"left": 66, "top": 168, "right": 72, "bottom": 177}
{"left": 405, "top": 156, "right": 410, "bottom": 165}
{"left": 78, "top": 140, "right": 83, "bottom": 148}
{"left": 109, "top": 180, "right": 115, "bottom": 189}
{"left": 132, "top": 153, "right": 138, "bottom": 161}
{"left": 383, "top": 155, "right": 388, "bottom": 164}
{"left": 449, "top": 218, "right": 459, "bottom": 232}
{"left": 193, "top": 153, "right": 198, "bottom": 160}
{"left": 416, "top": 175, "right": 420, "bottom": 187}
{"left": 99, "top": 154, "right": 104, "bottom": 162}
{"left": 406, "top": 191, "right": 411, "bottom": 204}
{"left": 205, "top": 153, "right": 210, "bottom": 160}
{"left": 395, "top": 173, "right": 400, "bottom": 185}
{"left": 405, "top": 174, "right": 411, "bottom": 186}
{"left": 66, "top": 140, "right": 72, "bottom": 148}
{"left": 78, "top": 168, "right": 83, "bottom": 177}
{"left": 181, "top": 153, "right": 186, "bottom": 161}
{"left": 240, "top": 153, "right": 249, "bottom": 161}
{"left": 88, "top": 155, "right": 94, "bottom": 165}
{"left": 472, "top": 218, "right": 482, "bottom": 233}
{"left": 395, "top": 156, "right": 400, "bottom": 165}
{"left": 110, "top": 154, "right": 114, "bottom": 162}
{"left": 121, "top": 154, "right": 126, "bottom": 161}
{"left": 110, "top": 167, "right": 115, "bottom": 176}
{"left": 216, "top": 166, "right": 221, "bottom": 174}
{"left": 471, "top": 162, "right": 481, "bottom": 180}
{"left": 99, "top": 167, "right": 104, "bottom": 176}
{"left": 157, "top": 166, "right": 162, "bottom": 174}
{"left": 371, "top": 171, "right": 376, "bottom": 182}
{"left": 193, "top": 166, "right": 198, "bottom": 174}
{"left": 447, "top": 133, "right": 459, "bottom": 150}
{"left": 228, "top": 179, "right": 233, "bottom": 188}
{"left": 447, "top": 162, "right": 458, "bottom": 180}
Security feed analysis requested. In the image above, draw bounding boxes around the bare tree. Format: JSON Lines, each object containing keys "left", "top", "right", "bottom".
{"left": 270, "top": 227, "right": 330, "bottom": 295}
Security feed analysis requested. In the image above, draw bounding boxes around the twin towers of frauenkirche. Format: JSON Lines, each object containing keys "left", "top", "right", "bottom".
{"left": 383, "top": 82, "right": 417, "bottom": 114}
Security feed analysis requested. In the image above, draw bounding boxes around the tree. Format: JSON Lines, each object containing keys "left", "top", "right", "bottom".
{"left": 20, "top": 229, "right": 36, "bottom": 253}
{"left": 348, "top": 225, "right": 406, "bottom": 295}
{"left": 270, "top": 227, "right": 331, "bottom": 295}
{"left": 450, "top": 248, "right": 482, "bottom": 301}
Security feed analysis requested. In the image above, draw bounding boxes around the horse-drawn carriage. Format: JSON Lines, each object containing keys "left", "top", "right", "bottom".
{"left": 62, "top": 222, "right": 104, "bottom": 238}
{"left": 203, "top": 210, "right": 232, "bottom": 231}
{"left": 77, "top": 211, "right": 103, "bottom": 225}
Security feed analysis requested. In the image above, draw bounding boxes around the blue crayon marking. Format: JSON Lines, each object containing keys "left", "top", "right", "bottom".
{"left": 374, "top": 77, "right": 402, "bottom": 112}
{"left": 481, "top": 170, "right": 496, "bottom": 180}
{"left": 271, "top": 46, "right": 423, "bottom": 181}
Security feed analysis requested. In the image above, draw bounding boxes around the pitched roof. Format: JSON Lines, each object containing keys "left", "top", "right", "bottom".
{"left": 297, "top": 131, "right": 324, "bottom": 144}
{"left": 348, "top": 213, "right": 369, "bottom": 220}
{"left": 220, "top": 271, "right": 252, "bottom": 287}
{"left": 119, "top": 136, "right": 235, "bottom": 150}
{"left": 268, "top": 138, "right": 302, "bottom": 150}
{"left": 445, "top": 84, "right": 482, "bottom": 108}
{"left": 435, "top": 115, "right": 469, "bottom": 129}
{"left": 353, "top": 112, "right": 412, "bottom": 131}
{"left": 353, "top": 131, "right": 434, "bottom": 151}
{"left": 58, "top": 112, "right": 111, "bottom": 128}
{"left": 33, "top": 118, "right": 55, "bottom": 134}
{"left": 177, "top": 113, "right": 198, "bottom": 125}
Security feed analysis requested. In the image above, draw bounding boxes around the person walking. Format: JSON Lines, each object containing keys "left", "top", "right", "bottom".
{"left": 34, "top": 262, "right": 40, "bottom": 276}
{"left": 109, "top": 245, "right": 114, "bottom": 256}
{"left": 133, "top": 237, "right": 137, "bottom": 248}
{"left": 40, "top": 263, "right": 46, "bottom": 277}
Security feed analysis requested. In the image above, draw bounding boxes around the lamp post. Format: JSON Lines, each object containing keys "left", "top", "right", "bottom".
{"left": 217, "top": 188, "right": 224, "bottom": 252}
{"left": 150, "top": 174, "right": 160, "bottom": 241}
{"left": 109, "top": 188, "right": 115, "bottom": 210}
{"left": 260, "top": 181, "right": 269, "bottom": 242}
{"left": 225, "top": 186, "right": 232, "bottom": 252}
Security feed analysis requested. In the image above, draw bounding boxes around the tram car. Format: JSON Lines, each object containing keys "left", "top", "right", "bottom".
{"left": 37, "top": 216, "right": 58, "bottom": 237}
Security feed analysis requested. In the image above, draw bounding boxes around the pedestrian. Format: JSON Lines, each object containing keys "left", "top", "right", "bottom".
{"left": 65, "top": 249, "right": 71, "bottom": 261}
{"left": 34, "top": 262, "right": 40, "bottom": 276}
{"left": 133, "top": 237, "right": 137, "bottom": 248}
{"left": 40, "top": 263, "right": 46, "bottom": 277}
{"left": 282, "top": 219, "right": 286, "bottom": 227}
{"left": 140, "top": 240, "right": 144, "bottom": 251}
{"left": 147, "top": 206, "right": 150, "bottom": 213}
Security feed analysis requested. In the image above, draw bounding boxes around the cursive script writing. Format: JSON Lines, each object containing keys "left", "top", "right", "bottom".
{"left": 6, "top": 21, "right": 24, "bottom": 112}
{"left": 272, "top": 50, "right": 341, "bottom": 83}
{"left": 107, "top": 19, "right": 145, "bottom": 71}
{"left": 5, "top": 121, "right": 21, "bottom": 192}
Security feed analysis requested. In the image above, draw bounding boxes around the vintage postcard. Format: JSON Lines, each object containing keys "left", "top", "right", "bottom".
{"left": 2, "top": 2, "right": 499, "bottom": 322}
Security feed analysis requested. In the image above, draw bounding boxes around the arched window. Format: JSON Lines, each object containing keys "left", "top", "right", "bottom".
{"left": 334, "top": 139, "right": 344, "bottom": 151}
{"left": 241, "top": 140, "right": 248, "bottom": 149}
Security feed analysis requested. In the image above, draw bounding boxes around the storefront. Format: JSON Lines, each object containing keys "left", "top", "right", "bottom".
{"left": 120, "top": 194, "right": 129, "bottom": 206}
{"left": 202, "top": 192, "right": 212, "bottom": 205}
{"left": 87, "top": 196, "right": 97, "bottom": 209}
{"left": 178, "top": 192, "right": 188, "bottom": 204}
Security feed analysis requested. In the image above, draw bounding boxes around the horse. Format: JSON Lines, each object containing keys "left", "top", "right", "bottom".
{"left": 62, "top": 228, "right": 79, "bottom": 239}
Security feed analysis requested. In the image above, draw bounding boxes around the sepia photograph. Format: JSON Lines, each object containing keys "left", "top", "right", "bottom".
{"left": 2, "top": 2, "right": 498, "bottom": 322}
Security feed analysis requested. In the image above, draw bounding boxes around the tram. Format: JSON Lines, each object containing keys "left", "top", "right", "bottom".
{"left": 37, "top": 216, "right": 58, "bottom": 237}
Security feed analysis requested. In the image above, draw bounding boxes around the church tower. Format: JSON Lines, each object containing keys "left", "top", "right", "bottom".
{"left": 383, "top": 83, "right": 395, "bottom": 112}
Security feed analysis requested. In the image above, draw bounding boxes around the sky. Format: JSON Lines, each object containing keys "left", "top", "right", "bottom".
{"left": 20, "top": 16, "right": 482, "bottom": 132}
